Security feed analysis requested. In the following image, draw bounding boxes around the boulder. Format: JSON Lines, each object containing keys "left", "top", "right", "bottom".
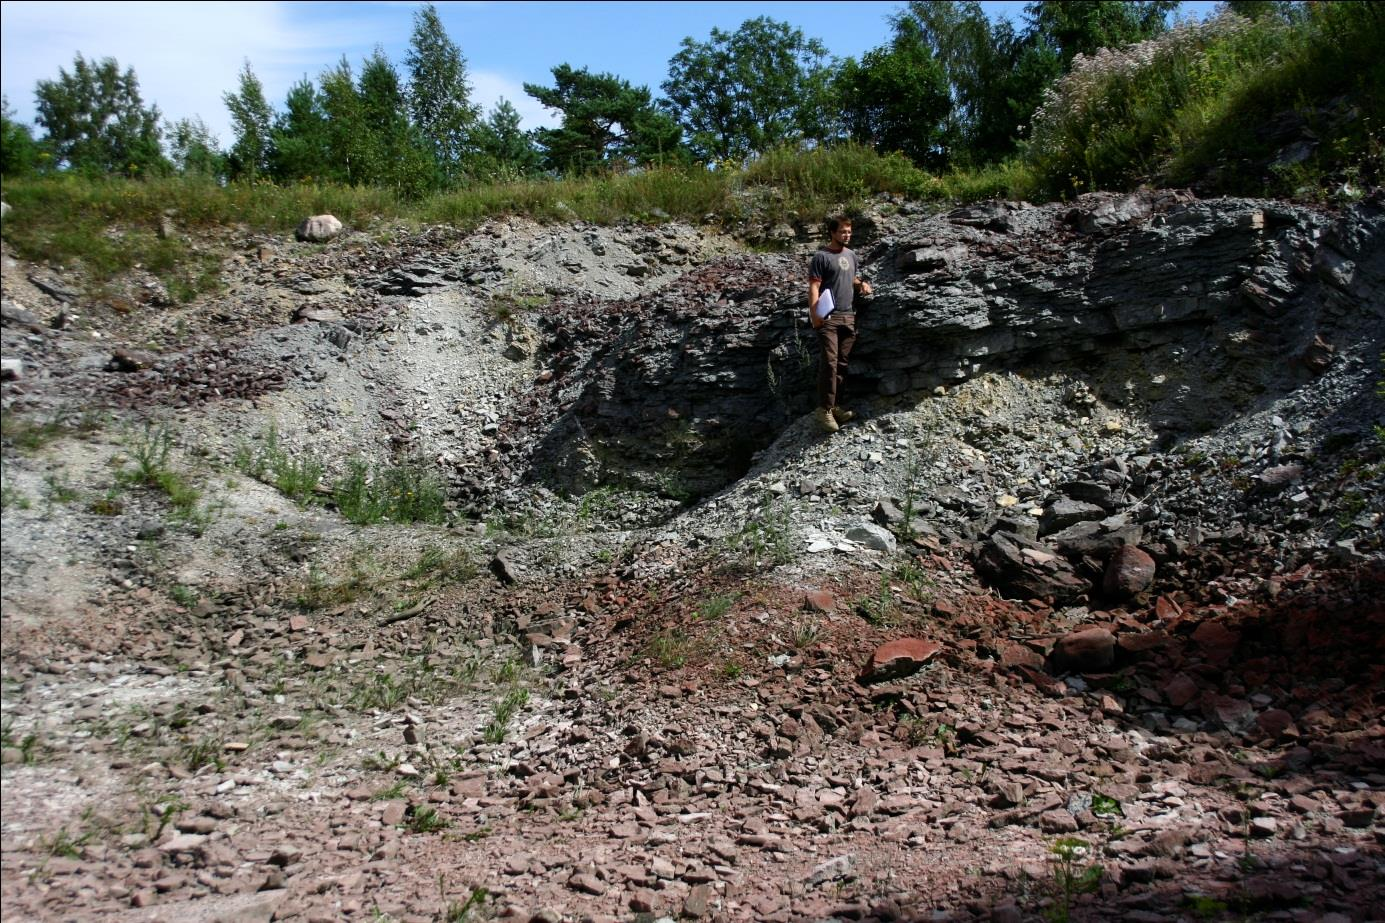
{"left": 1102, "top": 545, "right": 1156, "bottom": 598}
{"left": 295, "top": 214, "right": 343, "bottom": 243}
{"left": 846, "top": 523, "right": 896, "bottom": 554}
{"left": 975, "top": 532, "right": 1088, "bottom": 602}
{"left": 0, "top": 357, "right": 23, "bottom": 381}
{"left": 1040, "top": 499, "right": 1107, "bottom": 536}
{"left": 1052, "top": 628, "right": 1116, "bottom": 673}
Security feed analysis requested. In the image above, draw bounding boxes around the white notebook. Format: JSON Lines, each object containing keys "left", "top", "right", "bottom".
{"left": 813, "top": 289, "right": 835, "bottom": 320}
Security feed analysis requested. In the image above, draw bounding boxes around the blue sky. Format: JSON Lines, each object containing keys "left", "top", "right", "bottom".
{"left": 1, "top": 1, "right": 1220, "bottom": 148}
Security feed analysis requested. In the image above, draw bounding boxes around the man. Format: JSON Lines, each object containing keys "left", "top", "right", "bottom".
{"left": 808, "top": 215, "right": 872, "bottom": 433}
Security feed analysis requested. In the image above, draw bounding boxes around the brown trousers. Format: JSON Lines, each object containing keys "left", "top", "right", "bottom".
{"left": 816, "top": 313, "right": 856, "bottom": 410}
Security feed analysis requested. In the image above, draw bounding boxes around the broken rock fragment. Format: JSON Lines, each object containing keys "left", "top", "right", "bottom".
{"left": 859, "top": 638, "right": 941, "bottom": 684}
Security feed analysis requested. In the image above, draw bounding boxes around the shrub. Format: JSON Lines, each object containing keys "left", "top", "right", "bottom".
{"left": 334, "top": 457, "right": 447, "bottom": 525}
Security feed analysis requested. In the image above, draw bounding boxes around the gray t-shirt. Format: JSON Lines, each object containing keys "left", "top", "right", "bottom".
{"left": 810, "top": 246, "right": 859, "bottom": 316}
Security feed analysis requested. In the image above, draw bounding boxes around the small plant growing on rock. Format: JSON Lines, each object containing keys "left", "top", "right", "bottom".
{"left": 1046, "top": 837, "right": 1101, "bottom": 923}
{"left": 405, "top": 805, "right": 447, "bottom": 834}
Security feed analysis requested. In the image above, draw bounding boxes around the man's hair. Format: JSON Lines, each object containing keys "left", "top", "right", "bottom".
{"left": 826, "top": 214, "right": 853, "bottom": 234}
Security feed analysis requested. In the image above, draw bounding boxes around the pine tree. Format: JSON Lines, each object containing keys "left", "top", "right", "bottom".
{"left": 471, "top": 98, "right": 542, "bottom": 178}
{"left": 270, "top": 77, "right": 331, "bottom": 183}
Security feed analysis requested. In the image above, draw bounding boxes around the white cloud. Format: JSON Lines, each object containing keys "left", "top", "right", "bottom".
{"left": 0, "top": 1, "right": 398, "bottom": 146}
{"left": 1, "top": 1, "right": 557, "bottom": 148}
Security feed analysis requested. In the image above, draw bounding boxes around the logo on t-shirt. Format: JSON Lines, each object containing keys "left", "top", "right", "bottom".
{"left": 837, "top": 255, "right": 850, "bottom": 272}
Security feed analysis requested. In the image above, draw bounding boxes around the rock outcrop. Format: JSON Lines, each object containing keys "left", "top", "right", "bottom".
{"left": 512, "top": 191, "right": 1384, "bottom": 501}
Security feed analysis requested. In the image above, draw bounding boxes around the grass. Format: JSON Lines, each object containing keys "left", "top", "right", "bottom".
{"left": 723, "top": 494, "right": 795, "bottom": 571}
{"left": 480, "top": 686, "right": 530, "bottom": 744}
{"left": 115, "top": 424, "right": 210, "bottom": 528}
{"left": 233, "top": 425, "right": 323, "bottom": 506}
{"left": 1025, "top": 4, "right": 1385, "bottom": 199}
{"left": 335, "top": 457, "right": 448, "bottom": 525}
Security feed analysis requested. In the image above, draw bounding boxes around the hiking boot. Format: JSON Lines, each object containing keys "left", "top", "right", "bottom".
{"left": 814, "top": 407, "right": 840, "bottom": 433}
{"left": 831, "top": 406, "right": 855, "bottom": 425}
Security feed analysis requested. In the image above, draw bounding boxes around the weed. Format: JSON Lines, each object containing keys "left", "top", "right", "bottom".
{"left": 1, "top": 481, "right": 32, "bottom": 510}
{"left": 88, "top": 489, "right": 124, "bottom": 516}
{"left": 168, "top": 584, "right": 199, "bottom": 608}
{"left": 694, "top": 592, "right": 737, "bottom": 621}
{"left": 1046, "top": 837, "right": 1101, "bottom": 923}
{"left": 141, "top": 794, "right": 187, "bottom": 840}
{"left": 42, "top": 473, "right": 80, "bottom": 505}
{"left": 481, "top": 686, "right": 530, "bottom": 744}
{"left": 440, "top": 884, "right": 490, "bottom": 921}
{"left": 178, "top": 735, "right": 225, "bottom": 772}
{"left": 460, "top": 826, "right": 493, "bottom": 842}
{"left": 646, "top": 631, "right": 691, "bottom": 670}
{"left": 335, "top": 457, "right": 447, "bottom": 525}
{"left": 42, "top": 826, "right": 94, "bottom": 859}
{"left": 361, "top": 751, "right": 403, "bottom": 773}
{"left": 791, "top": 617, "right": 821, "bottom": 650}
{"left": 117, "top": 425, "right": 208, "bottom": 526}
{"left": 720, "top": 661, "right": 743, "bottom": 680}
{"left": 856, "top": 575, "right": 898, "bottom": 626}
{"left": 1182, "top": 895, "right": 1230, "bottom": 919}
{"left": 405, "top": 805, "right": 448, "bottom": 834}
{"left": 402, "top": 545, "right": 476, "bottom": 586}
{"left": 724, "top": 494, "right": 795, "bottom": 570}
{"left": 1091, "top": 793, "right": 1123, "bottom": 818}
{"left": 234, "top": 425, "right": 323, "bottom": 505}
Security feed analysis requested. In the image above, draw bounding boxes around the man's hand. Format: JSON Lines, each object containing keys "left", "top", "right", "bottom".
{"left": 856, "top": 278, "right": 873, "bottom": 296}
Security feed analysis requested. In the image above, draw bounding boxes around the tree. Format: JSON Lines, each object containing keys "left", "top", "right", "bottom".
{"left": 358, "top": 47, "right": 432, "bottom": 196}
{"left": 223, "top": 60, "right": 274, "bottom": 180}
{"left": 662, "top": 16, "right": 833, "bottom": 163}
{"left": 168, "top": 116, "right": 225, "bottom": 177}
{"left": 834, "top": 18, "right": 951, "bottom": 167}
{"left": 1, "top": 95, "right": 42, "bottom": 176}
{"left": 270, "top": 77, "right": 331, "bottom": 182}
{"left": 319, "top": 57, "right": 369, "bottom": 184}
{"left": 405, "top": 2, "right": 479, "bottom": 184}
{"left": 525, "top": 64, "right": 684, "bottom": 173}
{"left": 1025, "top": 1, "right": 1177, "bottom": 69}
{"left": 34, "top": 53, "right": 167, "bottom": 175}
{"left": 470, "top": 98, "right": 542, "bottom": 178}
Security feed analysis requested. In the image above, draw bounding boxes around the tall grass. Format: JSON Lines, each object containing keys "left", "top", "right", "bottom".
{"left": 1024, "top": 3, "right": 1385, "bottom": 198}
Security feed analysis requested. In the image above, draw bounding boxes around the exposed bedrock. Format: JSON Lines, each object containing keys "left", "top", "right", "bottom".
{"left": 516, "top": 190, "right": 1384, "bottom": 498}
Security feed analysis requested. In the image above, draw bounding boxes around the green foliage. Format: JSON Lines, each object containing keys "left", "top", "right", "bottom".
{"left": 1, "top": 95, "right": 42, "bottom": 177}
{"left": 334, "top": 457, "right": 448, "bottom": 525}
{"left": 663, "top": 16, "right": 833, "bottom": 163}
{"left": 270, "top": 78, "right": 331, "bottom": 183}
{"left": 743, "top": 142, "right": 937, "bottom": 224}
{"left": 117, "top": 425, "right": 206, "bottom": 524}
{"left": 224, "top": 60, "right": 274, "bottom": 180}
{"left": 723, "top": 494, "right": 795, "bottom": 570}
{"left": 834, "top": 18, "right": 952, "bottom": 167}
{"left": 525, "top": 64, "right": 685, "bottom": 172}
{"left": 1026, "top": 3, "right": 1385, "bottom": 198}
{"left": 405, "top": 805, "right": 447, "bottom": 834}
{"left": 167, "top": 117, "right": 225, "bottom": 178}
{"left": 1028, "top": 1, "right": 1178, "bottom": 69}
{"left": 405, "top": 2, "right": 479, "bottom": 186}
{"left": 481, "top": 686, "right": 530, "bottom": 744}
{"left": 645, "top": 630, "right": 691, "bottom": 670}
{"left": 469, "top": 98, "right": 542, "bottom": 180}
{"left": 234, "top": 425, "right": 323, "bottom": 506}
{"left": 694, "top": 592, "right": 737, "bottom": 621}
{"left": 1046, "top": 838, "right": 1102, "bottom": 923}
{"left": 35, "top": 54, "right": 168, "bottom": 176}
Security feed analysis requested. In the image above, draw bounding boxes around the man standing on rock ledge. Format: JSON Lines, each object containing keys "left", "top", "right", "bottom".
{"left": 809, "top": 215, "right": 872, "bottom": 433}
